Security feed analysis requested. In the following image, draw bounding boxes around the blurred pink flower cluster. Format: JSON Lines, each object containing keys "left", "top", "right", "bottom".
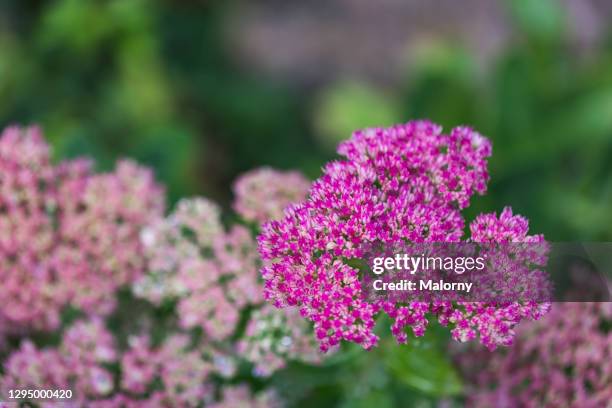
{"left": 0, "top": 125, "right": 319, "bottom": 406}
{"left": 258, "top": 121, "right": 549, "bottom": 352}
{"left": 1, "top": 317, "right": 282, "bottom": 407}
{"left": 135, "top": 197, "right": 262, "bottom": 340}
{"left": 1, "top": 319, "right": 117, "bottom": 406}
{"left": 0, "top": 126, "right": 164, "bottom": 336}
{"left": 238, "top": 304, "right": 325, "bottom": 377}
{"left": 134, "top": 167, "right": 325, "bottom": 375}
{"left": 208, "top": 385, "right": 282, "bottom": 408}
{"left": 233, "top": 167, "right": 311, "bottom": 224}
{"left": 459, "top": 302, "right": 612, "bottom": 407}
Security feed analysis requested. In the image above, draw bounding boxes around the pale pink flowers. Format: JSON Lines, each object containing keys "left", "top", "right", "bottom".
{"left": 459, "top": 302, "right": 612, "bottom": 407}
{"left": 134, "top": 167, "right": 324, "bottom": 377}
{"left": 233, "top": 167, "right": 311, "bottom": 223}
{"left": 0, "top": 126, "right": 164, "bottom": 335}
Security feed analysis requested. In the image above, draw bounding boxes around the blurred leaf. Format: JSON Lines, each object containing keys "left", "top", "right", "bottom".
{"left": 546, "top": 87, "right": 612, "bottom": 145}
{"left": 271, "top": 362, "right": 344, "bottom": 407}
{"left": 114, "top": 35, "right": 174, "bottom": 124}
{"left": 339, "top": 390, "right": 394, "bottom": 408}
{"left": 109, "top": 0, "right": 153, "bottom": 34}
{"left": 506, "top": 0, "right": 565, "bottom": 41}
{"left": 39, "top": 0, "right": 115, "bottom": 52}
{"left": 550, "top": 188, "right": 612, "bottom": 238}
{"left": 402, "top": 42, "right": 480, "bottom": 128}
{"left": 0, "top": 36, "right": 18, "bottom": 99}
{"left": 314, "top": 82, "right": 400, "bottom": 150}
{"left": 130, "top": 124, "right": 202, "bottom": 203}
{"left": 493, "top": 86, "right": 612, "bottom": 175}
{"left": 409, "top": 41, "right": 476, "bottom": 82}
{"left": 383, "top": 338, "right": 463, "bottom": 397}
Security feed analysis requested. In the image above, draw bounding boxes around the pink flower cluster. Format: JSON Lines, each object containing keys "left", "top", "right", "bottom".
{"left": 433, "top": 208, "right": 550, "bottom": 349}
{"left": 1, "top": 317, "right": 277, "bottom": 407}
{"left": 459, "top": 302, "right": 612, "bottom": 407}
{"left": 233, "top": 167, "right": 311, "bottom": 223}
{"left": 116, "top": 334, "right": 213, "bottom": 406}
{"left": 135, "top": 187, "right": 325, "bottom": 376}
{"left": 0, "top": 126, "right": 164, "bottom": 335}
{"left": 0, "top": 124, "right": 322, "bottom": 404}
{"left": 208, "top": 385, "right": 281, "bottom": 408}
{"left": 134, "top": 197, "right": 262, "bottom": 340}
{"left": 238, "top": 304, "right": 325, "bottom": 377}
{"left": 1, "top": 319, "right": 117, "bottom": 406}
{"left": 258, "top": 121, "right": 549, "bottom": 351}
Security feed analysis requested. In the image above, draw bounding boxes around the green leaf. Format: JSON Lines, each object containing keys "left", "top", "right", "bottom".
{"left": 506, "top": 0, "right": 565, "bottom": 41}
{"left": 493, "top": 87, "right": 612, "bottom": 175}
{"left": 383, "top": 338, "right": 463, "bottom": 397}
{"left": 38, "top": 0, "right": 115, "bottom": 52}
{"left": 339, "top": 390, "right": 394, "bottom": 408}
{"left": 314, "top": 82, "right": 400, "bottom": 150}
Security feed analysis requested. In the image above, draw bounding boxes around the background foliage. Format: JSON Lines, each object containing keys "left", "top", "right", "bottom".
{"left": 1, "top": 0, "right": 611, "bottom": 406}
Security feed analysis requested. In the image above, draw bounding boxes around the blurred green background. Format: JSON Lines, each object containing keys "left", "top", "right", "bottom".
{"left": 2, "top": 0, "right": 612, "bottom": 240}
{"left": 1, "top": 0, "right": 612, "bottom": 406}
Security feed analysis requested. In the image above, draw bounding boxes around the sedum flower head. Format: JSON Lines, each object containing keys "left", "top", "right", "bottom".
{"left": 258, "top": 120, "right": 548, "bottom": 351}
